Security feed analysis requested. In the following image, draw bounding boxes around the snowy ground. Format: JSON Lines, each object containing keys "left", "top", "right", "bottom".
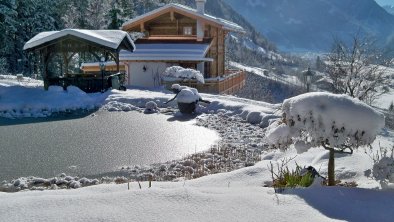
{"left": 2, "top": 148, "right": 394, "bottom": 221}
{"left": 1, "top": 74, "right": 394, "bottom": 221}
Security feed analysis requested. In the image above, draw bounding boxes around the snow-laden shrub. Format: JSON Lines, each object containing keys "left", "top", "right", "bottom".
{"left": 265, "top": 92, "right": 385, "bottom": 150}
{"left": 176, "top": 88, "right": 199, "bottom": 103}
{"left": 265, "top": 92, "right": 385, "bottom": 186}
{"left": 162, "top": 66, "right": 205, "bottom": 84}
{"left": 373, "top": 157, "right": 394, "bottom": 182}
{"left": 69, "top": 181, "right": 81, "bottom": 189}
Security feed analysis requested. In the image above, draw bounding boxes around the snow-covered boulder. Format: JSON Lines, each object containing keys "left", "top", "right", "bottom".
{"left": 246, "top": 111, "right": 263, "bottom": 124}
{"left": 145, "top": 101, "right": 159, "bottom": 113}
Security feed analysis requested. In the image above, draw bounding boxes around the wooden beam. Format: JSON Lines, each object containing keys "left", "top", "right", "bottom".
{"left": 170, "top": 11, "right": 175, "bottom": 21}
{"left": 140, "top": 22, "right": 145, "bottom": 32}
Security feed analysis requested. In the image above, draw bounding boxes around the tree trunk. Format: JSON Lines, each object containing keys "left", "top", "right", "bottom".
{"left": 327, "top": 149, "right": 335, "bottom": 186}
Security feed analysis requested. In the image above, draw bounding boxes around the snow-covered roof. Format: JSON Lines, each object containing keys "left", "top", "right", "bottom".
{"left": 120, "top": 43, "right": 213, "bottom": 62}
{"left": 122, "top": 3, "right": 245, "bottom": 33}
{"left": 23, "top": 29, "right": 135, "bottom": 51}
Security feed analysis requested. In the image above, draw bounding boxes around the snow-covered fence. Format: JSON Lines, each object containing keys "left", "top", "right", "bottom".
{"left": 162, "top": 69, "right": 246, "bottom": 94}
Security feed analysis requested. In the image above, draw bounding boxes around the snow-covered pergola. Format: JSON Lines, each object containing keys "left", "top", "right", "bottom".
{"left": 23, "top": 29, "right": 135, "bottom": 92}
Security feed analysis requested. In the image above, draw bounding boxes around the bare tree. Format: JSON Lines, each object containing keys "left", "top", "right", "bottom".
{"left": 326, "top": 35, "right": 392, "bottom": 105}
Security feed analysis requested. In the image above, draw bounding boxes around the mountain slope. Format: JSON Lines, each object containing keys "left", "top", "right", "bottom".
{"left": 383, "top": 5, "right": 394, "bottom": 15}
{"left": 227, "top": 0, "right": 394, "bottom": 52}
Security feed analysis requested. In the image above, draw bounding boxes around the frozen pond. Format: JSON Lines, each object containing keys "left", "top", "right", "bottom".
{"left": 0, "top": 111, "right": 219, "bottom": 181}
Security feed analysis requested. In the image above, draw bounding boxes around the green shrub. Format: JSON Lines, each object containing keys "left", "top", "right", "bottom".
{"left": 270, "top": 162, "right": 314, "bottom": 191}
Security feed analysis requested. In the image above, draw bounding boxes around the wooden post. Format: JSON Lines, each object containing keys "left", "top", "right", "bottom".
{"left": 328, "top": 149, "right": 335, "bottom": 186}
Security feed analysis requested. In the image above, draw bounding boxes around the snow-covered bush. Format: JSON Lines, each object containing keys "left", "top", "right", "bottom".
{"left": 145, "top": 101, "right": 158, "bottom": 113}
{"left": 176, "top": 88, "right": 199, "bottom": 103}
{"left": 265, "top": 92, "right": 385, "bottom": 185}
{"left": 373, "top": 157, "right": 394, "bottom": 183}
{"left": 0, "top": 57, "right": 8, "bottom": 74}
{"left": 162, "top": 66, "right": 205, "bottom": 84}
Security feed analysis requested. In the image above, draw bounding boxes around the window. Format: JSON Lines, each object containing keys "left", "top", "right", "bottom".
{"left": 183, "top": 26, "right": 192, "bottom": 35}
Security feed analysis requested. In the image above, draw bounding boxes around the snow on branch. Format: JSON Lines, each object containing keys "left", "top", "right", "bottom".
{"left": 162, "top": 66, "right": 205, "bottom": 84}
{"left": 265, "top": 92, "right": 385, "bottom": 153}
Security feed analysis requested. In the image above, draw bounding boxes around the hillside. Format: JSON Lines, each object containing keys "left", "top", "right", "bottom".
{"left": 226, "top": 0, "right": 394, "bottom": 52}
{"left": 383, "top": 5, "right": 394, "bottom": 15}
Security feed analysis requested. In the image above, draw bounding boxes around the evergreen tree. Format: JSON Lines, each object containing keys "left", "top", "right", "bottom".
{"left": 120, "top": 0, "right": 135, "bottom": 19}
{"left": 73, "top": 0, "right": 91, "bottom": 29}
{"left": 87, "top": 0, "right": 108, "bottom": 29}
{"left": 0, "top": 0, "right": 17, "bottom": 73}
{"left": 107, "top": 1, "right": 123, "bottom": 29}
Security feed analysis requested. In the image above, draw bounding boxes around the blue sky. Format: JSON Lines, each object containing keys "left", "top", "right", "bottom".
{"left": 375, "top": 0, "right": 393, "bottom": 6}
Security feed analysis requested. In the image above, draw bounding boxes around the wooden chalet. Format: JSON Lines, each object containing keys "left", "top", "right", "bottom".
{"left": 120, "top": 0, "right": 246, "bottom": 94}
{"left": 23, "top": 29, "right": 135, "bottom": 93}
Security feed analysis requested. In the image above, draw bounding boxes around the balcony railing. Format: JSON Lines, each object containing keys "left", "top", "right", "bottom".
{"left": 162, "top": 70, "right": 246, "bottom": 94}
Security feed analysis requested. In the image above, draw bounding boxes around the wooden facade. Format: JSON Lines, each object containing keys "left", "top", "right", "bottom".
{"left": 123, "top": 11, "right": 228, "bottom": 78}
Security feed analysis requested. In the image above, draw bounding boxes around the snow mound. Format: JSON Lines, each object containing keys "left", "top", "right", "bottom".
{"left": 162, "top": 66, "right": 205, "bottom": 84}
{"left": 0, "top": 84, "right": 105, "bottom": 118}
{"left": 145, "top": 101, "right": 158, "bottom": 113}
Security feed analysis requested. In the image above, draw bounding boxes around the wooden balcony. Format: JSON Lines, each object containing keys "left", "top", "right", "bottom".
{"left": 162, "top": 70, "right": 246, "bottom": 94}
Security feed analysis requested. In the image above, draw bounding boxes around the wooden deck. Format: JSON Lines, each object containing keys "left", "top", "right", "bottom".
{"left": 163, "top": 70, "right": 246, "bottom": 94}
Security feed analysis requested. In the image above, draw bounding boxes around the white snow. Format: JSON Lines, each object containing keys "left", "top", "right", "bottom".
{"left": 2, "top": 74, "right": 394, "bottom": 221}
{"left": 2, "top": 147, "right": 394, "bottom": 221}
{"left": 162, "top": 66, "right": 205, "bottom": 84}
{"left": 0, "top": 79, "right": 106, "bottom": 118}
{"left": 24, "top": 29, "right": 135, "bottom": 51}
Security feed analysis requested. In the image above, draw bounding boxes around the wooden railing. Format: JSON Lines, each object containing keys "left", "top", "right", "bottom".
{"left": 162, "top": 70, "right": 246, "bottom": 94}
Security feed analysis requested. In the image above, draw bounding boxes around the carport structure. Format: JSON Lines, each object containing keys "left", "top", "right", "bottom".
{"left": 23, "top": 29, "right": 135, "bottom": 93}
